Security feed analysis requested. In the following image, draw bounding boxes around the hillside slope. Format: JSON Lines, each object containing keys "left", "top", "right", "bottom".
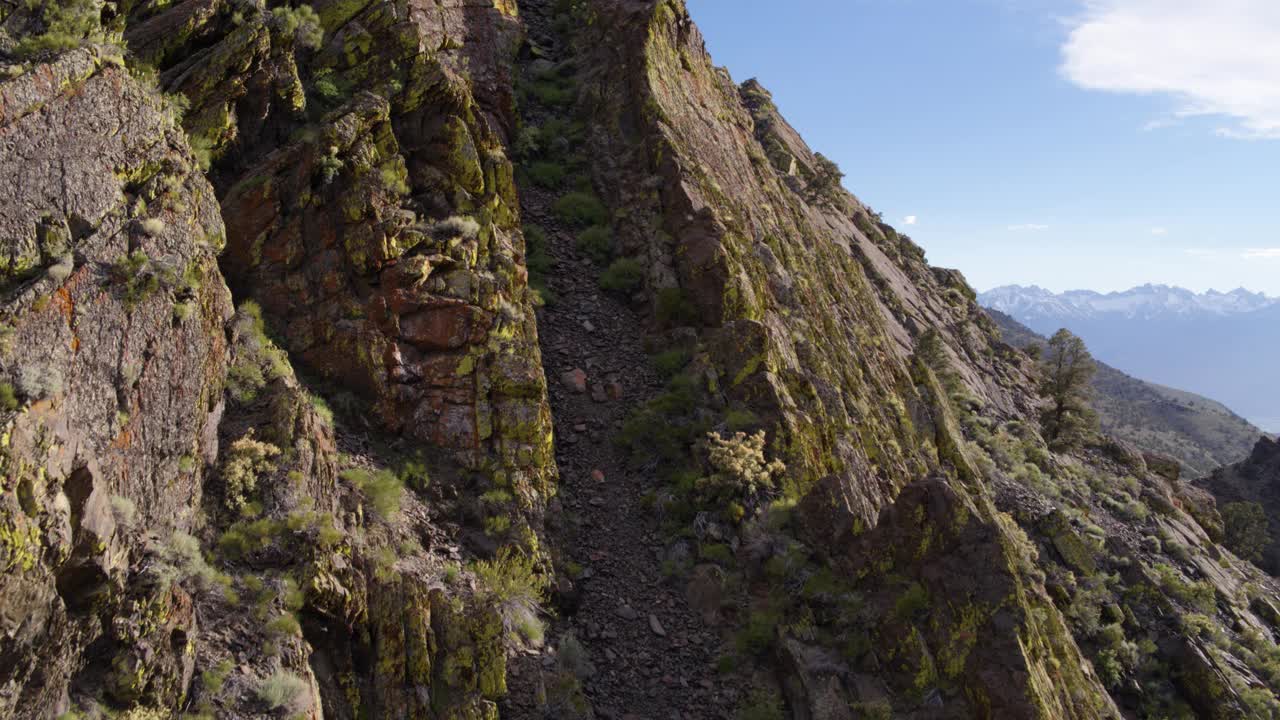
{"left": 982, "top": 285, "right": 1280, "bottom": 432}
{"left": 989, "top": 309, "right": 1261, "bottom": 474}
{"left": 3, "top": 1, "right": 1280, "bottom": 719}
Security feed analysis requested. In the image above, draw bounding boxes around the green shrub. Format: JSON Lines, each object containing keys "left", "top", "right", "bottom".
{"left": 398, "top": 454, "right": 430, "bottom": 491}
{"left": 14, "top": 0, "right": 101, "bottom": 58}
{"left": 340, "top": 468, "right": 404, "bottom": 518}
{"left": 112, "top": 251, "right": 161, "bottom": 308}
{"left": 574, "top": 226, "right": 612, "bottom": 264}
{"left": 735, "top": 605, "right": 781, "bottom": 656}
{"left": 0, "top": 383, "right": 17, "bottom": 411}
{"left": 432, "top": 215, "right": 481, "bottom": 240}
{"left": 201, "top": 659, "right": 233, "bottom": 694}
{"left": 598, "top": 257, "right": 643, "bottom": 292}
{"left": 256, "top": 670, "right": 308, "bottom": 710}
{"left": 528, "top": 78, "right": 573, "bottom": 107}
{"left": 619, "top": 374, "right": 707, "bottom": 468}
{"left": 472, "top": 547, "right": 548, "bottom": 645}
{"left": 1154, "top": 563, "right": 1216, "bottom": 613}
{"left": 736, "top": 687, "right": 784, "bottom": 720}
{"left": 527, "top": 161, "right": 567, "bottom": 188}
{"left": 270, "top": 5, "right": 323, "bottom": 49}
{"left": 1222, "top": 501, "right": 1270, "bottom": 562}
{"left": 893, "top": 582, "right": 929, "bottom": 621}
{"left": 109, "top": 495, "right": 137, "bottom": 528}
{"left": 696, "top": 430, "right": 785, "bottom": 505}
{"left": 656, "top": 287, "right": 697, "bottom": 326}
{"left": 851, "top": 700, "right": 893, "bottom": 720}
{"left": 266, "top": 613, "right": 302, "bottom": 638}
{"left": 652, "top": 349, "right": 690, "bottom": 379}
{"left": 553, "top": 192, "right": 608, "bottom": 228}
{"left": 222, "top": 431, "right": 280, "bottom": 512}
{"left": 308, "top": 393, "right": 334, "bottom": 425}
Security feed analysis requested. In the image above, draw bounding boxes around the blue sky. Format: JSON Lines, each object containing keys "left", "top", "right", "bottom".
{"left": 684, "top": 0, "right": 1280, "bottom": 295}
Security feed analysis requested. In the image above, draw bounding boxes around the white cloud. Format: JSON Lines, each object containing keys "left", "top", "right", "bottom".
{"left": 1061, "top": 0, "right": 1280, "bottom": 139}
{"left": 1183, "top": 248, "right": 1217, "bottom": 257}
{"left": 904, "top": 215, "right": 918, "bottom": 226}
{"left": 1150, "top": 227, "right": 1168, "bottom": 235}
{"left": 1243, "top": 248, "right": 1280, "bottom": 259}
{"left": 1008, "top": 223, "right": 1050, "bottom": 232}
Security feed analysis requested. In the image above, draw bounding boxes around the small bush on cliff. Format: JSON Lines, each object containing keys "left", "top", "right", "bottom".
{"left": 598, "top": 257, "right": 643, "bottom": 292}
{"left": 1222, "top": 501, "right": 1270, "bottom": 563}
{"left": 0, "top": 383, "right": 17, "bottom": 411}
{"left": 112, "top": 251, "right": 161, "bottom": 308}
{"left": 340, "top": 468, "right": 404, "bottom": 518}
{"left": 432, "top": 215, "right": 481, "bottom": 241}
{"left": 472, "top": 547, "right": 549, "bottom": 645}
{"left": 736, "top": 687, "right": 784, "bottom": 720}
{"left": 656, "top": 287, "right": 698, "bottom": 326}
{"left": 575, "top": 226, "right": 612, "bottom": 264}
{"left": 223, "top": 430, "right": 281, "bottom": 512}
{"left": 270, "top": 5, "right": 323, "bottom": 49}
{"left": 17, "top": 365, "right": 63, "bottom": 400}
{"left": 528, "top": 161, "right": 567, "bottom": 188}
{"left": 13, "top": 0, "right": 102, "bottom": 58}
{"left": 257, "top": 669, "right": 309, "bottom": 711}
{"left": 805, "top": 153, "right": 845, "bottom": 207}
{"left": 697, "top": 431, "right": 785, "bottom": 506}
{"left": 554, "top": 192, "right": 608, "bottom": 228}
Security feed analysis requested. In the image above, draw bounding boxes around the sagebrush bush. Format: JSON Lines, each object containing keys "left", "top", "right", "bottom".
{"left": 256, "top": 669, "right": 308, "bottom": 710}
{"left": 697, "top": 430, "right": 785, "bottom": 504}
{"left": 340, "top": 468, "right": 404, "bottom": 518}
{"left": 655, "top": 287, "right": 698, "bottom": 326}
{"left": 223, "top": 431, "right": 280, "bottom": 512}
{"left": 472, "top": 547, "right": 549, "bottom": 645}
{"left": 432, "top": 215, "right": 481, "bottom": 240}
{"left": 14, "top": 0, "right": 101, "bottom": 57}
{"left": 527, "top": 161, "right": 567, "bottom": 188}
{"left": 0, "top": 383, "right": 18, "bottom": 411}
{"left": 574, "top": 226, "right": 612, "bottom": 264}
{"left": 553, "top": 192, "right": 607, "bottom": 228}
{"left": 109, "top": 495, "right": 137, "bottom": 528}
{"left": 599, "top": 257, "right": 644, "bottom": 292}
{"left": 270, "top": 5, "right": 323, "bottom": 49}
{"left": 17, "top": 365, "right": 63, "bottom": 400}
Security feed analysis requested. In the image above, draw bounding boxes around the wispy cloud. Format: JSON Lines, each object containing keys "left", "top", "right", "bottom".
{"left": 1243, "top": 248, "right": 1280, "bottom": 259}
{"left": 1150, "top": 227, "right": 1168, "bottom": 235}
{"left": 1008, "top": 223, "right": 1050, "bottom": 232}
{"left": 1061, "top": 0, "right": 1280, "bottom": 139}
{"left": 1183, "top": 248, "right": 1218, "bottom": 257}
{"left": 904, "top": 215, "right": 918, "bottom": 226}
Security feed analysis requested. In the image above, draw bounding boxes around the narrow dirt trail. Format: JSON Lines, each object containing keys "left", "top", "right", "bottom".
{"left": 500, "top": 3, "right": 735, "bottom": 719}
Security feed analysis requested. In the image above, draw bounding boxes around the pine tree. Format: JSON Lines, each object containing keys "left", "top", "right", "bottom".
{"left": 1038, "top": 329, "right": 1098, "bottom": 450}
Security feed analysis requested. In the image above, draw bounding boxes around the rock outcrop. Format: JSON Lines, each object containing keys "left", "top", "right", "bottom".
{"left": 1200, "top": 435, "right": 1280, "bottom": 572}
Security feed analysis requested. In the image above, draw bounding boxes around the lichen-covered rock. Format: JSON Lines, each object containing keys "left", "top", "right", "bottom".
{"left": 124, "top": 0, "right": 556, "bottom": 531}
{"left": 0, "top": 46, "right": 232, "bottom": 717}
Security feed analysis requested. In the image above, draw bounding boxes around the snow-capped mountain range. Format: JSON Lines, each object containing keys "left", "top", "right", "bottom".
{"left": 979, "top": 284, "right": 1277, "bottom": 322}
{"left": 978, "top": 283, "right": 1280, "bottom": 434}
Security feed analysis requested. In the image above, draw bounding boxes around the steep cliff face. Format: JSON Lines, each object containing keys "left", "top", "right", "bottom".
{"left": 5, "top": 1, "right": 1280, "bottom": 719}
{"left": 0, "top": 47, "right": 232, "bottom": 715}
{"left": 124, "top": 0, "right": 555, "bottom": 530}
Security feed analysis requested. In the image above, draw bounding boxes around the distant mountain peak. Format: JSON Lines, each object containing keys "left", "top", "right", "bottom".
{"left": 980, "top": 283, "right": 1277, "bottom": 320}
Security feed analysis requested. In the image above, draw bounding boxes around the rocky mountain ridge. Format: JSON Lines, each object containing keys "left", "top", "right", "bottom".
{"left": 3, "top": 1, "right": 1280, "bottom": 719}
